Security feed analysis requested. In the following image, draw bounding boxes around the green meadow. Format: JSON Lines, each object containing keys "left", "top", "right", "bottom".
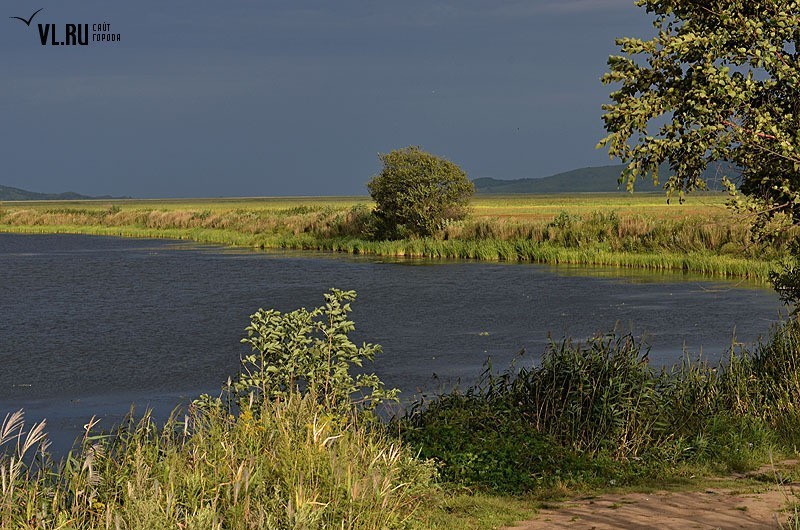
{"left": 0, "top": 193, "right": 786, "bottom": 281}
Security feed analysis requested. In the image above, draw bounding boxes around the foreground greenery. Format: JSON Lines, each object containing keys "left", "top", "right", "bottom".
{"left": 402, "top": 319, "right": 800, "bottom": 494}
{"left": 3, "top": 289, "right": 800, "bottom": 528}
{"left": 0, "top": 193, "right": 790, "bottom": 280}
{"left": 0, "top": 290, "right": 530, "bottom": 530}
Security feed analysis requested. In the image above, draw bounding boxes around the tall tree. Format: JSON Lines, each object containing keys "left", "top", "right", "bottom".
{"left": 599, "top": 0, "right": 800, "bottom": 303}
{"left": 600, "top": 1, "right": 800, "bottom": 223}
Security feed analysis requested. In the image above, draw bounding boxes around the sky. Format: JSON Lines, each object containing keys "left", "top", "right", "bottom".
{"left": 1, "top": 0, "right": 654, "bottom": 198}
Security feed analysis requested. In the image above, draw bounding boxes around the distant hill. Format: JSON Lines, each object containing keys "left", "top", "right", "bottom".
{"left": 0, "top": 185, "right": 126, "bottom": 201}
{"left": 474, "top": 162, "right": 738, "bottom": 194}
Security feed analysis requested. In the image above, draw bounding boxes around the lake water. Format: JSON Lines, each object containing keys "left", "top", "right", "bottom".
{"left": 0, "top": 233, "right": 784, "bottom": 452}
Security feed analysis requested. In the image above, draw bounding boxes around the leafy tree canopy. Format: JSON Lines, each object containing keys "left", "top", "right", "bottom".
{"left": 599, "top": 0, "right": 800, "bottom": 239}
{"left": 368, "top": 146, "right": 474, "bottom": 238}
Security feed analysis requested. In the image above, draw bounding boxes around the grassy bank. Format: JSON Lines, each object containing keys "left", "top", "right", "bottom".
{"left": 1, "top": 401, "right": 534, "bottom": 530}
{"left": 0, "top": 194, "right": 787, "bottom": 280}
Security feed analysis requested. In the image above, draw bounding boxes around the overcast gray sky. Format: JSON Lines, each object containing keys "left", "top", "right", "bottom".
{"left": 1, "top": 0, "right": 652, "bottom": 197}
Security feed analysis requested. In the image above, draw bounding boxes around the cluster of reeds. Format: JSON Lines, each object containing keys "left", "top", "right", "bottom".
{"left": 445, "top": 210, "right": 792, "bottom": 260}
{"left": 401, "top": 319, "right": 800, "bottom": 492}
{"left": 0, "top": 204, "right": 362, "bottom": 237}
{"left": 0, "top": 395, "right": 435, "bottom": 529}
{"left": 0, "top": 410, "right": 50, "bottom": 525}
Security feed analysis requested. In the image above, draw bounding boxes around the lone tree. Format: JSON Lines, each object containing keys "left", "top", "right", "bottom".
{"left": 599, "top": 1, "right": 800, "bottom": 305}
{"left": 368, "top": 146, "right": 474, "bottom": 238}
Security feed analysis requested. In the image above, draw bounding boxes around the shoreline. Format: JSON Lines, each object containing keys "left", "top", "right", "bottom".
{"left": 0, "top": 223, "right": 775, "bottom": 282}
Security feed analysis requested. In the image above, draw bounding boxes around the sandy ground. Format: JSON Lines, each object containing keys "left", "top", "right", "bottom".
{"left": 506, "top": 485, "right": 799, "bottom": 529}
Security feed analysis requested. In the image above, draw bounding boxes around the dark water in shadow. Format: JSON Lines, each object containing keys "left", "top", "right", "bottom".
{"left": 0, "top": 233, "right": 784, "bottom": 452}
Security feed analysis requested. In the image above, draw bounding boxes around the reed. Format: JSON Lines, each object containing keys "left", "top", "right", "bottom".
{"left": 400, "top": 319, "right": 800, "bottom": 492}
{"left": 0, "top": 396, "right": 437, "bottom": 529}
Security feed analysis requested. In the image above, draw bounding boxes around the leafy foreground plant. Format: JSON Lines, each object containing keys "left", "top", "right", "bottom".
{"left": 198, "top": 288, "right": 398, "bottom": 414}
{"left": 0, "top": 289, "right": 438, "bottom": 530}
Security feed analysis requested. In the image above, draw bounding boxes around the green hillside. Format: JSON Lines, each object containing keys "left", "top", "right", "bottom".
{"left": 0, "top": 185, "right": 123, "bottom": 201}
{"left": 474, "top": 163, "right": 738, "bottom": 194}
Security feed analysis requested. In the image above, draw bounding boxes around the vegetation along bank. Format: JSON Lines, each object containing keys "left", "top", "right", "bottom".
{"left": 0, "top": 193, "right": 788, "bottom": 281}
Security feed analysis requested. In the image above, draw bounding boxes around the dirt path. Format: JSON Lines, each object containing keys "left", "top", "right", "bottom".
{"left": 506, "top": 486, "right": 797, "bottom": 529}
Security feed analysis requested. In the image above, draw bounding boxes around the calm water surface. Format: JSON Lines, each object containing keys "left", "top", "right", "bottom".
{"left": 0, "top": 233, "right": 784, "bottom": 451}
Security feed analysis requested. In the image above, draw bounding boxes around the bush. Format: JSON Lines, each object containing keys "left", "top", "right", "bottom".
{"left": 198, "top": 289, "right": 398, "bottom": 416}
{"left": 399, "top": 391, "right": 595, "bottom": 492}
{"left": 368, "top": 146, "right": 474, "bottom": 238}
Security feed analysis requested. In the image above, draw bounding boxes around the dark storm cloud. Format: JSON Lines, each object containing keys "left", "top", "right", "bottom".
{"left": 1, "top": 0, "right": 651, "bottom": 197}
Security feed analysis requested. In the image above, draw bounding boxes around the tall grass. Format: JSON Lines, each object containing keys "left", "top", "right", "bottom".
{"left": 0, "top": 396, "right": 435, "bottom": 529}
{"left": 0, "top": 199, "right": 786, "bottom": 280}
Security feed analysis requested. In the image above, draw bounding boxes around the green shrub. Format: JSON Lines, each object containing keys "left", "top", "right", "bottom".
{"left": 368, "top": 146, "right": 474, "bottom": 238}
{"left": 198, "top": 289, "right": 398, "bottom": 415}
{"left": 399, "top": 390, "right": 606, "bottom": 492}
